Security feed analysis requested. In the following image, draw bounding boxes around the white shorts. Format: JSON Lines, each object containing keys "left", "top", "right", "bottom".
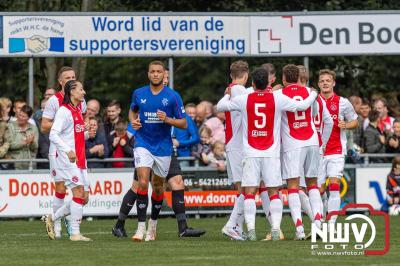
{"left": 226, "top": 150, "right": 243, "bottom": 183}
{"left": 282, "top": 146, "right": 320, "bottom": 180}
{"left": 49, "top": 155, "right": 63, "bottom": 183}
{"left": 322, "top": 155, "right": 345, "bottom": 179}
{"left": 134, "top": 147, "right": 171, "bottom": 178}
{"left": 242, "top": 157, "right": 282, "bottom": 188}
{"left": 58, "top": 168, "right": 90, "bottom": 191}
{"left": 317, "top": 154, "right": 325, "bottom": 186}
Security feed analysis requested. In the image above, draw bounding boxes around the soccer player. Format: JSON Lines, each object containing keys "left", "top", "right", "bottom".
{"left": 41, "top": 67, "right": 87, "bottom": 238}
{"left": 127, "top": 61, "right": 203, "bottom": 241}
{"left": 280, "top": 65, "right": 332, "bottom": 239}
{"left": 220, "top": 60, "right": 250, "bottom": 241}
{"left": 217, "top": 67, "right": 318, "bottom": 241}
{"left": 318, "top": 69, "right": 358, "bottom": 225}
{"left": 43, "top": 80, "right": 90, "bottom": 241}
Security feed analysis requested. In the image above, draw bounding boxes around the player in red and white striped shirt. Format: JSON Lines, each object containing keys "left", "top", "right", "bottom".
{"left": 217, "top": 67, "right": 317, "bottom": 241}
{"left": 43, "top": 80, "right": 91, "bottom": 241}
{"left": 318, "top": 69, "right": 358, "bottom": 224}
{"left": 221, "top": 60, "right": 250, "bottom": 241}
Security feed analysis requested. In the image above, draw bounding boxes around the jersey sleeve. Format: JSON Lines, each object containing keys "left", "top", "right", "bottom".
{"left": 49, "top": 108, "right": 71, "bottom": 153}
{"left": 42, "top": 96, "right": 58, "bottom": 120}
{"left": 172, "top": 91, "right": 185, "bottom": 119}
{"left": 342, "top": 98, "right": 358, "bottom": 121}
{"left": 216, "top": 94, "right": 242, "bottom": 112}
{"left": 130, "top": 90, "right": 138, "bottom": 111}
{"left": 277, "top": 90, "right": 317, "bottom": 112}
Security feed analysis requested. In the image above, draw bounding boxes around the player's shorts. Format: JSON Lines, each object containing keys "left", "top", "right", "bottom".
{"left": 242, "top": 157, "right": 282, "bottom": 188}
{"left": 226, "top": 150, "right": 243, "bottom": 183}
{"left": 58, "top": 167, "right": 90, "bottom": 191}
{"left": 49, "top": 155, "right": 63, "bottom": 183}
{"left": 282, "top": 146, "right": 320, "bottom": 180}
{"left": 134, "top": 155, "right": 182, "bottom": 182}
{"left": 134, "top": 147, "right": 171, "bottom": 178}
{"left": 322, "top": 155, "right": 345, "bottom": 180}
{"left": 317, "top": 154, "right": 325, "bottom": 186}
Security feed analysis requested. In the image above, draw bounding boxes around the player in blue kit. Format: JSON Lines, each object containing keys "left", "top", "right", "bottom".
{"left": 112, "top": 61, "right": 204, "bottom": 241}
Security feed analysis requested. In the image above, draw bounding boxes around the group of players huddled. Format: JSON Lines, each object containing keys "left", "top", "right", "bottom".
{"left": 41, "top": 59, "right": 357, "bottom": 242}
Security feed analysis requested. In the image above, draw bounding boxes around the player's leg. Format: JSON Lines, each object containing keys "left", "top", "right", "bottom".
{"left": 144, "top": 174, "right": 164, "bottom": 241}
{"left": 222, "top": 151, "right": 245, "bottom": 240}
{"left": 283, "top": 149, "right": 305, "bottom": 240}
{"left": 259, "top": 182, "right": 272, "bottom": 227}
{"left": 262, "top": 157, "right": 284, "bottom": 241}
{"left": 166, "top": 156, "right": 205, "bottom": 237}
{"left": 112, "top": 171, "right": 139, "bottom": 238}
{"left": 326, "top": 156, "right": 344, "bottom": 225}
{"left": 299, "top": 186, "right": 313, "bottom": 222}
{"left": 241, "top": 157, "right": 261, "bottom": 241}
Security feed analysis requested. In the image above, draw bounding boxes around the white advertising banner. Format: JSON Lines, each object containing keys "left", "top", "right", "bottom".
{"left": 356, "top": 168, "right": 390, "bottom": 210}
{"left": 0, "top": 171, "right": 136, "bottom": 217}
{"left": 1, "top": 13, "right": 400, "bottom": 57}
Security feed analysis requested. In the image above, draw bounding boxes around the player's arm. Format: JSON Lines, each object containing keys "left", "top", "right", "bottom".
{"left": 129, "top": 92, "right": 141, "bottom": 130}
{"left": 338, "top": 99, "right": 359, "bottom": 130}
{"left": 278, "top": 90, "right": 317, "bottom": 112}
{"left": 216, "top": 88, "right": 241, "bottom": 112}
{"left": 321, "top": 102, "right": 333, "bottom": 148}
{"left": 49, "top": 110, "right": 72, "bottom": 154}
{"left": 41, "top": 97, "right": 57, "bottom": 134}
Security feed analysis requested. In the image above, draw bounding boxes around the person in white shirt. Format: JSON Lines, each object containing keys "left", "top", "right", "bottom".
{"left": 43, "top": 80, "right": 91, "bottom": 242}
{"left": 41, "top": 67, "right": 87, "bottom": 238}
{"left": 217, "top": 67, "right": 317, "bottom": 241}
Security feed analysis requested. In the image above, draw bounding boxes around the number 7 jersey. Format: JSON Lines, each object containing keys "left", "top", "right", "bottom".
{"left": 217, "top": 89, "right": 317, "bottom": 158}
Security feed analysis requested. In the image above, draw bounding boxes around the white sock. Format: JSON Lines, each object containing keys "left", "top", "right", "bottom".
{"left": 226, "top": 194, "right": 244, "bottom": 228}
{"left": 244, "top": 195, "right": 256, "bottom": 231}
{"left": 54, "top": 200, "right": 71, "bottom": 221}
{"left": 259, "top": 189, "right": 272, "bottom": 226}
{"left": 52, "top": 192, "right": 65, "bottom": 214}
{"left": 269, "top": 196, "right": 283, "bottom": 231}
{"left": 288, "top": 190, "right": 303, "bottom": 230}
{"left": 308, "top": 186, "right": 322, "bottom": 228}
{"left": 299, "top": 189, "right": 313, "bottom": 222}
{"left": 70, "top": 198, "right": 83, "bottom": 235}
{"left": 328, "top": 184, "right": 341, "bottom": 224}
{"left": 321, "top": 191, "right": 328, "bottom": 218}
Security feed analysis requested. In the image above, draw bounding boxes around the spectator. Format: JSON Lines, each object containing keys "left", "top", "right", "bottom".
{"left": 374, "top": 98, "right": 395, "bottom": 133}
{"left": 202, "top": 141, "right": 226, "bottom": 172}
{"left": 86, "top": 117, "right": 109, "bottom": 168}
{"left": 0, "top": 97, "right": 12, "bottom": 123}
{"left": 200, "top": 100, "right": 214, "bottom": 120}
{"left": 185, "top": 103, "right": 197, "bottom": 121}
{"left": 214, "top": 105, "right": 225, "bottom": 124}
{"left": 192, "top": 126, "right": 212, "bottom": 165}
{"left": 204, "top": 116, "right": 225, "bottom": 144}
{"left": 172, "top": 112, "right": 200, "bottom": 166}
{"left": 86, "top": 99, "right": 101, "bottom": 120}
{"left": 195, "top": 101, "right": 225, "bottom": 144}
{"left": 43, "top": 88, "right": 56, "bottom": 100}
{"left": 36, "top": 98, "right": 50, "bottom": 169}
{"left": 195, "top": 103, "right": 207, "bottom": 128}
{"left": 10, "top": 99, "right": 36, "bottom": 126}
{"left": 104, "top": 100, "right": 123, "bottom": 140}
{"left": 363, "top": 110, "right": 385, "bottom": 162}
{"left": 5, "top": 105, "right": 38, "bottom": 169}
{"left": 0, "top": 101, "right": 10, "bottom": 169}
{"left": 349, "top": 96, "right": 363, "bottom": 148}
{"left": 109, "top": 120, "right": 134, "bottom": 168}
{"left": 386, "top": 119, "right": 400, "bottom": 153}
{"left": 360, "top": 99, "right": 371, "bottom": 131}
{"left": 387, "top": 156, "right": 400, "bottom": 215}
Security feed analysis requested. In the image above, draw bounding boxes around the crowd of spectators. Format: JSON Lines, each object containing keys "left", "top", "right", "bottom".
{"left": 1, "top": 84, "right": 400, "bottom": 170}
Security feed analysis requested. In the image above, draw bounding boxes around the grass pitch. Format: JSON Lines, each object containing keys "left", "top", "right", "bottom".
{"left": 0, "top": 215, "right": 399, "bottom": 266}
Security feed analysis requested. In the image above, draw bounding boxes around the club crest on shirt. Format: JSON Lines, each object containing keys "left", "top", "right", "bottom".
{"left": 72, "top": 176, "right": 79, "bottom": 183}
{"left": 162, "top": 98, "right": 169, "bottom": 106}
{"left": 330, "top": 103, "right": 337, "bottom": 111}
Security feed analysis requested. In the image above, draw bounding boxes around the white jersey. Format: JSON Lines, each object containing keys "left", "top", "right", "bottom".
{"left": 313, "top": 95, "right": 333, "bottom": 148}
{"left": 321, "top": 93, "right": 357, "bottom": 157}
{"left": 280, "top": 84, "right": 319, "bottom": 152}
{"left": 43, "top": 91, "right": 86, "bottom": 156}
{"left": 217, "top": 89, "right": 317, "bottom": 158}
{"left": 225, "top": 84, "right": 251, "bottom": 152}
{"left": 49, "top": 104, "right": 87, "bottom": 169}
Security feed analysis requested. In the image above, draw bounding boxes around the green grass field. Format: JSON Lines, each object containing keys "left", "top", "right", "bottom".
{"left": 1, "top": 215, "right": 399, "bottom": 266}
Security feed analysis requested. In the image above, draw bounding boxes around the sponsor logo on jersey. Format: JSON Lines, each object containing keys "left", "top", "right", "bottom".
{"left": 72, "top": 176, "right": 79, "bottom": 183}
{"left": 293, "top": 121, "right": 309, "bottom": 129}
{"left": 251, "top": 130, "right": 267, "bottom": 137}
{"left": 75, "top": 124, "right": 85, "bottom": 133}
{"left": 140, "top": 98, "right": 147, "bottom": 104}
